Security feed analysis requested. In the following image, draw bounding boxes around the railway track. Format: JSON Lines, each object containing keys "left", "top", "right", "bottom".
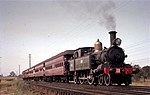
{"left": 26, "top": 81, "right": 150, "bottom": 95}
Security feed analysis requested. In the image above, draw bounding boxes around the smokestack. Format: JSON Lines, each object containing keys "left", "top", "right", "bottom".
{"left": 109, "top": 31, "right": 117, "bottom": 46}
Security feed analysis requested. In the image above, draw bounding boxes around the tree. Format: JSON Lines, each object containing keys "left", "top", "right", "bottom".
{"left": 9, "top": 71, "right": 17, "bottom": 77}
{"left": 0, "top": 74, "right": 3, "bottom": 77}
{"left": 142, "top": 66, "right": 150, "bottom": 82}
{"left": 132, "top": 65, "right": 142, "bottom": 81}
{"left": 132, "top": 65, "right": 150, "bottom": 82}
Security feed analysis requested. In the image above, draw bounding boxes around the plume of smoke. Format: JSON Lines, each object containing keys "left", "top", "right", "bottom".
{"left": 101, "top": 1, "right": 116, "bottom": 31}
{"left": 85, "top": 1, "right": 116, "bottom": 31}
{"left": 59, "top": 1, "right": 116, "bottom": 31}
{"left": 102, "top": 12, "right": 116, "bottom": 31}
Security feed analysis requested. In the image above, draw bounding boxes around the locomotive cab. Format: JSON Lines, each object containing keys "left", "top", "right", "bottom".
{"left": 73, "top": 47, "right": 94, "bottom": 58}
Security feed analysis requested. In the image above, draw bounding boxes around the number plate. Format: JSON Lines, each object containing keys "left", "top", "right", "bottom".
{"left": 116, "top": 68, "right": 120, "bottom": 73}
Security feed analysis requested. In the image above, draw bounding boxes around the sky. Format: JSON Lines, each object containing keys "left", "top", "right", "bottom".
{"left": 0, "top": 0, "right": 150, "bottom": 76}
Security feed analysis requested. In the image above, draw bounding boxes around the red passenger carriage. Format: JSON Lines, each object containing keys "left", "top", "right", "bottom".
{"left": 44, "top": 50, "right": 74, "bottom": 82}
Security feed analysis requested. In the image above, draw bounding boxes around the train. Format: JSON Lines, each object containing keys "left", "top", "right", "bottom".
{"left": 22, "top": 31, "right": 139, "bottom": 86}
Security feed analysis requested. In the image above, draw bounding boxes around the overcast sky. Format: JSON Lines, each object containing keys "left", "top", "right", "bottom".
{"left": 0, "top": 0, "right": 149, "bottom": 76}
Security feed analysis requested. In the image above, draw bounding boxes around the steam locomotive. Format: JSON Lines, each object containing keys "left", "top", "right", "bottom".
{"left": 22, "top": 31, "right": 139, "bottom": 86}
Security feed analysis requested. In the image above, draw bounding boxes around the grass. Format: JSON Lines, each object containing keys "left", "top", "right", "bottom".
{"left": 0, "top": 77, "right": 39, "bottom": 95}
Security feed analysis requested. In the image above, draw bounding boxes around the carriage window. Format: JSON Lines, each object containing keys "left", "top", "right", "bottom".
{"left": 35, "top": 69, "right": 38, "bottom": 72}
{"left": 55, "top": 62, "right": 63, "bottom": 68}
{"left": 46, "top": 65, "right": 52, "bottom": 70}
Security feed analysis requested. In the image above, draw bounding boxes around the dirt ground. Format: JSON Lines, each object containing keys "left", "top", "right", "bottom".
{"left": 131, "top": 79, "right": 150, "bottom": 86}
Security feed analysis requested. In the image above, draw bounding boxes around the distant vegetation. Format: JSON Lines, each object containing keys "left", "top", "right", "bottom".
{"left": 0, "top": 74, "right": 3, "bottom": 77}
{"left": 133, "top": 65, "right": 150, "bottom": 82}
{"left": 0, "top": 78, "right": 38, "bottom": 95}
{"left": 9, "top": 71, "right": 17, "bottom": 77}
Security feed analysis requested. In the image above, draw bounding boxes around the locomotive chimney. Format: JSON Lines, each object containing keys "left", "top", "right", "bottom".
{"left": 109, "top": 31, "right": 117, "bottom": 46}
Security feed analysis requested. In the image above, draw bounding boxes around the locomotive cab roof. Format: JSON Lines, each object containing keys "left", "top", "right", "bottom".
{"left": 76, "top": 47, "right": 94, "bottom": 50}
{"left": 75, "top": 47, "right": 94, "bottom": 53}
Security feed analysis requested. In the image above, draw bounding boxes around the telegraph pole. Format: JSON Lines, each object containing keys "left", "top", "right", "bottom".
{"left": 18, "top": 65, "right": 20, "bottom": 75}
{"left": 29, "top": 54, "right": 31, "bottom": 68}
{"left": 0, "top": 57, "right": 1, "bottom": 76}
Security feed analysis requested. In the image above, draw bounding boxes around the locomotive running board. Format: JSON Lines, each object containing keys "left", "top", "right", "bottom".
{"left": 79, "top": 77, "right": 87, "bottom": 80}
{"left": 69, "top": 81, "right": 75, "bottom": 83}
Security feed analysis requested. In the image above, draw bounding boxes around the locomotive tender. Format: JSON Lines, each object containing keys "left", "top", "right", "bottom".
{"left": 22, "top": 31, "right": 139, "bottom": 86}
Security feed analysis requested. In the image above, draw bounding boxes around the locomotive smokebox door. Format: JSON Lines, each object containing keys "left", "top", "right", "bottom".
{"left": 109, "top": 31, "right": 117, "bottom": 46}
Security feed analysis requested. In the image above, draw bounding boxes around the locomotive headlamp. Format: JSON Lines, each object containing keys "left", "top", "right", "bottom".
{"left": 113, "top": 38, "right": 122, "bottom": 46}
